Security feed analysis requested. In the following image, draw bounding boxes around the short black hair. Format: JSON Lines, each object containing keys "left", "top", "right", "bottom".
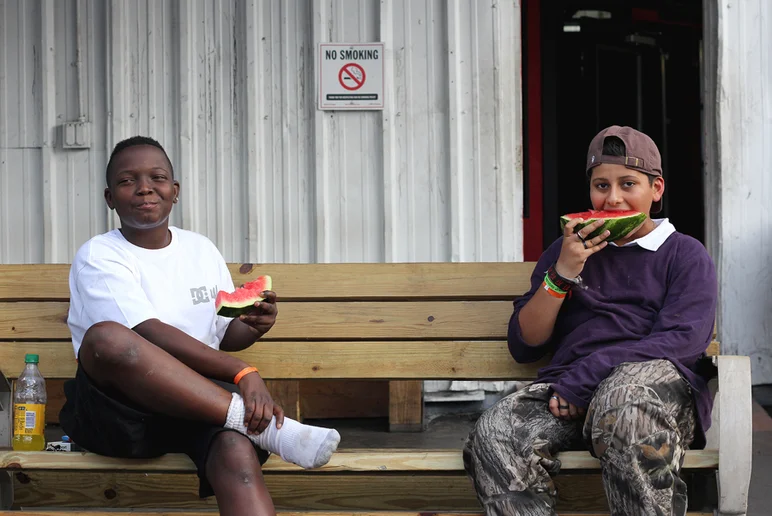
{"left": 105, "top": 136, "right": 174, "bottom": 185}
{"left": 602, "top": 136, "right": 655, "bottom": 185}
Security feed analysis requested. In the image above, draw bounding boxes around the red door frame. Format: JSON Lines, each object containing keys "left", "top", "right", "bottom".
{"left": 522, "top": 0, "right": 543, "bottom": 261}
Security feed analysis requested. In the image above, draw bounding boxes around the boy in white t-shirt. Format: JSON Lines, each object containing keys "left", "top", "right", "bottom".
{"left": 59, "top": 136, "right": 340, "bottom": 516}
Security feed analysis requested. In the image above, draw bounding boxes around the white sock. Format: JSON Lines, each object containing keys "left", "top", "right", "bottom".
{"left": 224, "top": 392, "right": 340, "bottom": 469}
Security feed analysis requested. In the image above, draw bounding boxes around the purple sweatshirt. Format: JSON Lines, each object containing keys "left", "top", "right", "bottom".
{"left": 509, "top": 225, "right": 717, "bottom": 448}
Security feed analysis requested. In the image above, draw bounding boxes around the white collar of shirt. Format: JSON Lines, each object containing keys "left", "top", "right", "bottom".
{"left": 610, "top": 218, "right": 675, "bottom": 251}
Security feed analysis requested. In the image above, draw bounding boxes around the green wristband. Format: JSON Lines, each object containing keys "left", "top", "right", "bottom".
{"left": 543, "top": 273, "right": 567, "bottom": 295}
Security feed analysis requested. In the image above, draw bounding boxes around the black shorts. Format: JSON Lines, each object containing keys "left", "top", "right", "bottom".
{"left": 59, "top": 362, "right": 270, "bottom": 498}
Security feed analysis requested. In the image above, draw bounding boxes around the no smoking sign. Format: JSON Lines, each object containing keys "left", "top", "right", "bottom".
{"left": 319, "top": 43, "right": 384, "bottom": 110}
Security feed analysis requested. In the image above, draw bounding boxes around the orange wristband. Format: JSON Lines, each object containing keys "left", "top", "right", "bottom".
{"left": 234, "top": 366, "right": 259, "bottom": 385}
{"left": 541, "top": 280, "right": 567, "bottom": 299}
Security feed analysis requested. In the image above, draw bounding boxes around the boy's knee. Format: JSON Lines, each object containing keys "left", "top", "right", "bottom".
{"left": 470, "top": 405, "right": 502, "bottom": 443}
{"left": 208, "top": 431, "right": 261, "bottom": 485}
{"left": 588, "top": 397, "right": 669, "bottom": 458}
{"left": 80, "top": 321, "right": 140, "bottom": 367}
{"left": 466, "top": 402, "right": 522, "bottom": 463}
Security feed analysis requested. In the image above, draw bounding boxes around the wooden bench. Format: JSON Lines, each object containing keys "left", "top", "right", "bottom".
{"left": 0, "top": 262, "right": 752, "bottom": 515}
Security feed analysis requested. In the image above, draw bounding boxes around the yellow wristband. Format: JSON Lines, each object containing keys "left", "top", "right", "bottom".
{"left": 234, "top": 366, "right": 259, "bottom": 385}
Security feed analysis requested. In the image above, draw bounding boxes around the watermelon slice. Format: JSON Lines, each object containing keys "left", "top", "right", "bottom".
{"left": 242, "top": 276, "right": 272, "bottom": 293}
{"left": 215, "top": 275, "right": 273, "bottom": 318}
{"left": 559, "top": 210, "right": 646, "bottom": 242}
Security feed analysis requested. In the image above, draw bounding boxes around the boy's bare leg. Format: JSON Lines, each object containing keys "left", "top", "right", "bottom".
{"left": 207, "top": 432, "right": 276, "bottom": 516}
{"left": 77, "top": 320, "right": 340, "bottom": 469}
{"left": 78, "top": 321, "right": 232, "bottom": 423}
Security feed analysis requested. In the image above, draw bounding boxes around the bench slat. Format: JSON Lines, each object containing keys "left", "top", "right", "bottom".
{"left": 0, "top": 301, "right": 515, "bottom": 340}
{"left": 0, "top": 298, "right": 720, "bottom": 352}
{"left": 0, "top": 263, "right": 536, "bottom": 302}
{"left": 0, "top": 341, "right": 541, "bottom": 380}
{"left": 5, "top": 470, "right": 712, "bottom": 512}
{"left": 9, "top": 472, "right": 480, "bottom": 511}
{"left": 0, "top": 511, "right": 713, "bottom": 516}
{"left": 0, "top": 340, "right": 721, "bottom": 380}
{"left": 0, "top": 449, "right": 718, "bottom": 472}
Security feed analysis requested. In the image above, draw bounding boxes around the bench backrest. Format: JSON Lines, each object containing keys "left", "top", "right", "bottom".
{"left": 0, "top": 262, "right": 718, "bottom": 381}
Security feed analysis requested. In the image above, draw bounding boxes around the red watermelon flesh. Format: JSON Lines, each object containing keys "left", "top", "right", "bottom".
{"left": 215, "top": 275, "right": 273, "bottom": 318}
{"left": 242, "top": 276, "right": 272, "bottom": 293}
{"left": 559, "top": 210, "right": 646, "bottom": 242}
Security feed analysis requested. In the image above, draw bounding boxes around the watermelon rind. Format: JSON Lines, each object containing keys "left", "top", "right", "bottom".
{"left": 216, "top": 296, "right": 265, "bottom": 318}
{"left": 559, "top": 210, "right": 646, "bottom": 242}
{"left": 215, "top": 275, "right": 272, "bottom": 318}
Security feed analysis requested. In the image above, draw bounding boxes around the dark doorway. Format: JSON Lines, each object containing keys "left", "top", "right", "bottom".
{"left": 530, "top": 0, "right": 704, "bottom": 251}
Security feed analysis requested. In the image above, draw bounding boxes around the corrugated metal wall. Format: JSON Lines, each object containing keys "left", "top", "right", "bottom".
{"left": 704, "top": 0, "right": 772, "bottom": 384}
{"left": 0, "top": 0, "right": 523, "bottom": 264}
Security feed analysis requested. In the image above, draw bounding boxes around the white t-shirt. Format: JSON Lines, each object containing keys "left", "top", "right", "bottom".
{"left": 67, "top": 226, "right": 235, "bottom": 357}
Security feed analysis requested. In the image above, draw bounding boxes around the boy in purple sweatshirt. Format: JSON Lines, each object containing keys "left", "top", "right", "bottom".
{"left": 463, "top": 125, "right": 717, "bottom": 516}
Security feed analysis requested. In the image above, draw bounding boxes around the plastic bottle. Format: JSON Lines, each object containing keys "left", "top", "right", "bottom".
{"left": 12, "top": 354, "right": 47, "bottom": 451}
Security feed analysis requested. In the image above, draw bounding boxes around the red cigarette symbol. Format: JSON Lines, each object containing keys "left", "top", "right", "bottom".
{"left": 338, "top": 63, "right": 366, "bottom": 91}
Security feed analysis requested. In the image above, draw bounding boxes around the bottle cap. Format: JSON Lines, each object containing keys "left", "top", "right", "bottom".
{"left": 24, "top": 354, "right": 39, "bottom": 364}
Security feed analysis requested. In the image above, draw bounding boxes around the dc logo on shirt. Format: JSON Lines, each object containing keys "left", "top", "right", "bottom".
{"left": 190, "top": 286, "right": 218, "bottom": 305}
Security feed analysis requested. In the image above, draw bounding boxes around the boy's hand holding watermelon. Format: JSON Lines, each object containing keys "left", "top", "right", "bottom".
{"left": 238, "top": 290, "right": 278, "bottom": 338}
{"left": 555, "top": 217, "right": 611, "bottom": 279}
{"left": 215, "top": 275, "right": 278, "bottom": 338}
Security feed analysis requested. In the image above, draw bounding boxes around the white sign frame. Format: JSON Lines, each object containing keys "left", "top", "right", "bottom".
{"left": 318, "top": 43, "right": 385, "bottom": 110}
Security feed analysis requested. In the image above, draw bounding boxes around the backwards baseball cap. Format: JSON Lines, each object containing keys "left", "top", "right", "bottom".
{"left": 585, "top": 125, "right": 663, "bottom": 214}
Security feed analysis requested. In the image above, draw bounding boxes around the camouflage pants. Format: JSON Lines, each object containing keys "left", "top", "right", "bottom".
{"left": 463, "top": 359, "right": 696, "bottom": 516}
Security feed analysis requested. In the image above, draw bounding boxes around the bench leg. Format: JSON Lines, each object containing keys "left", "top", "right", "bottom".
{"left": 389, "top": 380, "right": 423, "bottom": 431}
{"left": 0, "top": 372, "right": 10, "bottom": 448}
{"left": 0, "top": 471, "right": 11, "bottom": 509}
{"left": 0, "top": 372, "right": 12, "bottom": 509}
{"left": 715, "top": 355, "right": 752, "bottom": 516}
